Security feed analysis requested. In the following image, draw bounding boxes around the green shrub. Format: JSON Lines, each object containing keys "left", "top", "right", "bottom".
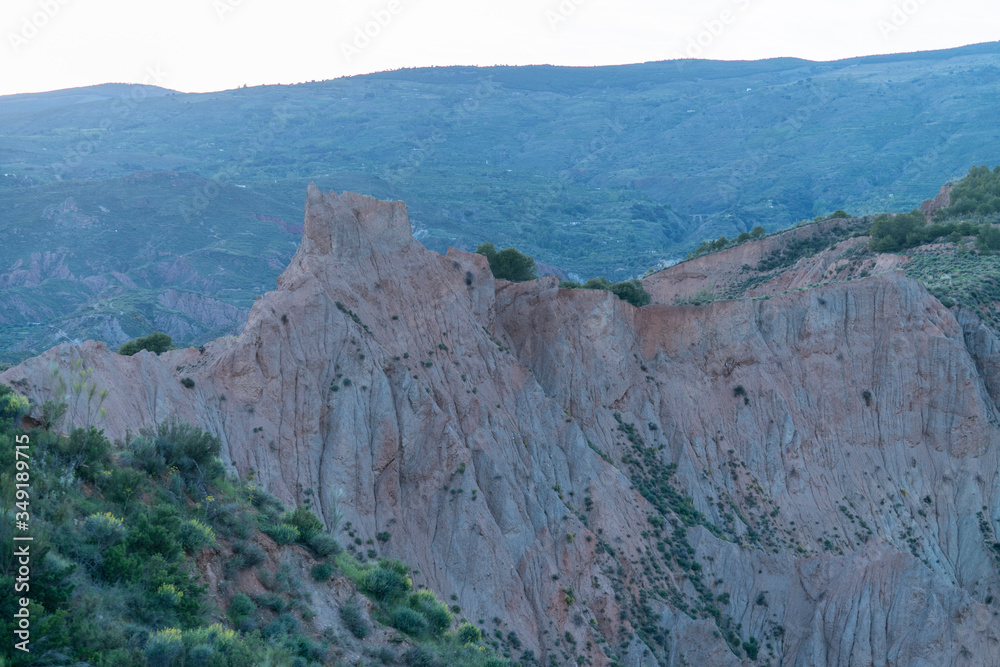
{"left": 144, "top": 627, "right": 185, "bottom": 667}
{"left": 291, "top": 634, "right": 327, "bottom": 663}
{"left": 232, "top": 540, "right": 267, "bottom": 568}
{"left": 311, "top": 561, "right": 335, "bottom": 582}
{"left": 265, "top": 523, "right": 299, "bottom": 545}
{"left": 142, "top": 624, "right": 258, "bottom": 667}
{"left": 119, "top": 332, "right": 174, "bottom": 356}
{"left": 155, "top": 583, "right": 185, "bottom": 607}
{"left": 150, "top": 422, "right": 222, "bottom": 479}
{"left": 675, "top": 288, "right": 717, "bottom": 306}
{"left": 609, "top": 279, "right": 651, "bottom": 307}
{"left": 83, "top": 512, "right": 128, "bottom": 547}
{"left": 976, "top": 224, "right": 1000, "bottom": 252}
{"left": 379, "top": 558, "right": 412, "bottom": 576}
{"left": 391, "top": 606, "right": 429, "bottom": 637}
{"left": 0, "top": 385, "right": 29, "bottom": 425}
{"left": 402, "top": 645, "right": 436, "bottom": 667}
{"left": 457, "top": 622, "right": 482, "bottom": 644}
{"left": 284, "top": 505, "right": 324, "bottom": 541}
{"left": 40, "top": 398, "right": 67, "bottom": 429}
{"left": 127, "top": 434, "right": 166, "bottom": 476}
{"left": 224, "top": 554, "right": 248, "bottom": 579}
{"left": 743, "top": 637, "right": 760, "bottom": 660}
{"left": 228, "top": 593, "right": 256, "bottom": 621}
{"left": 362, "top": 566, "right": 411, "bottom": 603}
{"left": 869, "top": 210, "right": 928, "bottom": 252}
{"left": 688, "top": 231, "right": 747, "bottom": 258}
{"left": 180, "top": 377, "right": 195, "bottom": 389}
{"left": 0, "top": 413, "right": 317, "bottom": 666}
{"left": 127, "top": 422, "right": 223, "bottom": 485}
{"left": 561, "top": 276, "right": 652, "bottom": 306}
{"left": 127, "top": 505, "right": 182, "bottom": 559}
{"left": 248, "top": 487, "right": 285, "bottom": 516}
{"left": 204, "top": 500, "right": 248, "bottom": 536}
{"left": 307, "top": 532, "right": 342, "bottom": 557}
{"left": 179, "top": 520, "right": 216, "bottom": 554}
{"left": 101, "top": 542, "right": 143, "bottom": 583}
{"left": 340, "top": 600, "right": 369, "bottom": 639}
{"left": 573, "top": 277, "right": 605, "bottom": 290}
{"left": 60, "top": 426, "right": 114, "bottom": 481}
{"left": 100, "top": 467, "right": 146, "bottom": 507}
{"left": 407, "top": 589, "right": 453, "bottom": 636}
{"left": 255, "top": 592, "right": 286, "bottom": 613}
{"left": 188, "top": 644, "right": 215, "bottom": 665}
{"left": 476, "top": 243, "right": 537, "bottom": 282}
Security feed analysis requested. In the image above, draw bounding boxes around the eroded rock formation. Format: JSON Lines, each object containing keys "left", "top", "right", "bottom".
{"left": 5, "top": 187, "right": 1000, "bottom": 665}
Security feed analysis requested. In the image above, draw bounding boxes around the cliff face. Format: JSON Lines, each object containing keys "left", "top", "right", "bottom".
{"left": 5, "top": 188, "right": 1000, "bottom": 665}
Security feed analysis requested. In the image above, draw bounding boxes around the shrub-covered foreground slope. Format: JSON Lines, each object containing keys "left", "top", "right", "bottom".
{"left": 0, "top": 393, "right": 511, "bottom": 666}
{"left": 4, "top": 186, "right": 1000, "bottom": 665}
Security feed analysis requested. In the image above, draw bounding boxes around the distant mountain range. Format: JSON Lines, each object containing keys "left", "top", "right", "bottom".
{"left": 2, "top": 41, "right": 1000, "bottom": 361}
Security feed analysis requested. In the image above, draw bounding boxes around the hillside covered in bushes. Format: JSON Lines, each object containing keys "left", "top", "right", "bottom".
{"left": 0, "top": 382, "right": 513, "bottom": 666}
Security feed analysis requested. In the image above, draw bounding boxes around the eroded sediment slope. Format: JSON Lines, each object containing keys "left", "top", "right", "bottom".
{"left": 5, "top": 187, "right": 1000, "bottom": 665}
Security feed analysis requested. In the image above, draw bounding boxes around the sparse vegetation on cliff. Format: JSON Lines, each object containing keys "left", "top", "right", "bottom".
{"left": 559, "top": 277, "right": 652, "bottom": 307}
{"left": 687, "top": 225, "right": 767, "bottom": 259}
{"left": 476, "top": 243, "right": 538, "bottom": 283}
{"left": 119, "top": 332, "right": 174, "bottom": 356}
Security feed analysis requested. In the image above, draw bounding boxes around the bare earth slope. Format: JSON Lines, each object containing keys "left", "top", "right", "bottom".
{"left": 5, "top": 188, "right": 1000, "bottom": 665}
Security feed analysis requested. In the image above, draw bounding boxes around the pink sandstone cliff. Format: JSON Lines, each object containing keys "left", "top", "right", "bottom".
{"left": 4, "top": 186, "right": 1000, "bottom": 665}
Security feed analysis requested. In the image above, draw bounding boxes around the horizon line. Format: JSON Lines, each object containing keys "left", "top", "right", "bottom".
{"left": 3, "top": 39, "right": 997, "bottom": 99}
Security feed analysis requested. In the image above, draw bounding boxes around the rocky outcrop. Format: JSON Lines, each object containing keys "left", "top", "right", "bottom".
{"left": 5, "top": 188, "right": 1000, "bottom": 665}
{"left": 921, "top": 184, "right": 954, "bottom": 221}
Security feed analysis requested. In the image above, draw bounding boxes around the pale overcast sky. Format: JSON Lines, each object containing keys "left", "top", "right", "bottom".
{"left": 1, "top": 0, "right": 998, "bottom": 96}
